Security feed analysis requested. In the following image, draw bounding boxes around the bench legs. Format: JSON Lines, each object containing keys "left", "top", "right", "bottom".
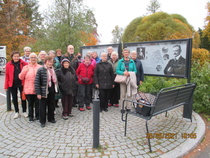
{"left": 123, "top": 113, "right": 152, "bottom": 152}
{"left": 165, "top": 111, "right": 168, "bottom": 117}
{"left": 146, "top": 120, "right": 152, "bottom": 153}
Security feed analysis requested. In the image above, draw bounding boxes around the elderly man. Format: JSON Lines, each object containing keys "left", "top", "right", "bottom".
{"left": 130, "top": 51, "right": 144, "bottom": 86}
{"left": 164, "top": 45, "right": 186, "bottom": 76}
{"left": 21, "top": 46, "right": 31, "bottom": 63}
{"left": 61, "top": 45, "right": 78, "bottom": 70}
{"left": 107, "top": 46, "right": 114, "bottom": 60}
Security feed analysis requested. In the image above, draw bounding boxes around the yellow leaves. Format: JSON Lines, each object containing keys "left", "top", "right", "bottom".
{"left": 192, "top": 48, "right": 210, "bottom": 66}
{"left": 80, "top": 31, "right": 99, "bottom": 46}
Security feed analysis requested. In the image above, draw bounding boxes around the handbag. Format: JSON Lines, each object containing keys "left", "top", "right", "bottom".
{"left": 81, "top": 77, "right": 90, "bottom": 83}
{"left": 134, "top": 92, "right": 156, "bottom": 116}
{"left": 114, "top": 74, "right": 127, "bottom": 84}
{"left": 81, "top": 66, "right": 90, "bottom": 84}
{"left": 135, "top": 99, "right": 151, "bottom": 116}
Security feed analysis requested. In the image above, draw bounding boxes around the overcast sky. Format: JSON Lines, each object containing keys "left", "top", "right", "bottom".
{"left": 38, "top": 0, "right": 209, "bottom": 44}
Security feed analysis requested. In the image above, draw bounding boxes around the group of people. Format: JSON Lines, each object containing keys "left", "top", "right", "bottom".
{"left": 4, "top": 45, "right": 144, "bottom": 128}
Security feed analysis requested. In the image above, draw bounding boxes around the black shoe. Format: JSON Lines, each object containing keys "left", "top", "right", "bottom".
{"left": 104, "top": 109, "right": 108, "bottom": 112}
{"left": 73, "top": 104, "right": 78, "bottom": 107}
{"left": 29, "top": 118, "right": 34, "bottom": 122}
{"left": 50, "top": 120, "right": 56, "bottom": 123}
{"left": 41, "top": 124, "right": 45, "bottom": 128}
{"left": 100, "top": 109, "right": 103, "bottom": 112}
{"left": 55, "top": 105, "right": 59, "bottom": 108}
{"left": 34, "top": 117, "right": 39, "bottom": 121}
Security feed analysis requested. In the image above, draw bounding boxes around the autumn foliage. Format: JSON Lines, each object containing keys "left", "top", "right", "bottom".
{"left": 192, "top": 48, "right": 210, "bottom": 66}
{"left": 80, "top": 31, "right": 99, "bottom": 46}
{"left": 122, "top": 12, "right": 199, "bottom": 48}
{"left": 0, "top": 0, "right": 34, "bottom": 58}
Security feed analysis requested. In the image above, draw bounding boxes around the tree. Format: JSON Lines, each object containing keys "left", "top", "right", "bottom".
{"left": 203, "top": 2, "right": 210, "bottom": 40}
{"left": 201, "top": 2, "right": 210, "bottom": 51}
{"left": 146, "top": 0, "right": 161, "bottom": 14}
{"left": 122, "top": 12, "right": 197, "bottom": 44}
{"left": 34, "top": 0, "right": 99, "bottom": 52}
{"left": 19, "top": 0, "right": 43, "bottom": 37}
{"left": 111, "top": 25, "right": 123, "bottom": 44}
{"left": 0, "top": 0, "right": 31, "bottom": 58}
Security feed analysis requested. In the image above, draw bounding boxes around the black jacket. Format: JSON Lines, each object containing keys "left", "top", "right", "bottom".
{"left": 35, "top": 66, "right": 48, "bottom": 97}
{"left": 56, "top": 67, "right": 77, "bottom": 96}
{"left": 134, "top": 59, "right": 144, "bottom": 86}
{"left": 94, "top": 61, "right": 114, "bottom": 89}
{"left": 35, "top": 66, "right": 58, "bottom": 97}
{"left": 61, "top": 54, "right": 79, "bottom": 70}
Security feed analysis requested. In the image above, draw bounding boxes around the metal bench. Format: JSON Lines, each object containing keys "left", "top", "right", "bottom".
{"left": 121, "top": 83, "right": 196, "bottom": 152}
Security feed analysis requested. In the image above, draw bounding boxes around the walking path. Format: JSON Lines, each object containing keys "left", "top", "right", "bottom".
{"left": 0, "top": 103, "right": 205, "bottom": 158}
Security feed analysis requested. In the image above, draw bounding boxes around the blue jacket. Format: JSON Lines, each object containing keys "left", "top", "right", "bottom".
{"left": 116, "top": 58, "right": 137, "bottom": 75}
{"left": 94, "top": 57, "right": 101, "bottom": 63}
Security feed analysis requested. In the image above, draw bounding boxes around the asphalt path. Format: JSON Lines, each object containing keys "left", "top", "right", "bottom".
{"left": 0, "top": 73, "right": 6, "bottom": 105}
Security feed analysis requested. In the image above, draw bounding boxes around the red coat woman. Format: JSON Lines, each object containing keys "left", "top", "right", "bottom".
{"left": 76, "top": 55, "right": 94, "bottom": 111}
{"left": 4, "top": 51, "right": 28, "bottom": 119}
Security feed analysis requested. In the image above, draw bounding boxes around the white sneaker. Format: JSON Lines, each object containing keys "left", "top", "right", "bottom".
{"left": 14, "top": 112, "right": 19, "bottom": 119}
{"left": 23, "top": 112, "right": 28, "bottom": 118}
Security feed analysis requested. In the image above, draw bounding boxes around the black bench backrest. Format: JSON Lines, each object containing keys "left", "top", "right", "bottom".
{"left": 151, "top": 83, "right": 196, "bottom": 116}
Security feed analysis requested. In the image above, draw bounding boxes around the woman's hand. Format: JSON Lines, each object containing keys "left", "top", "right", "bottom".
{"left": 37, "top": 95, "right": 41, "bottom": 99}
{"left": 123, "top": 71, "right": 130, "bottom": 76}
{"left": 96, "top": 84, "right": 99, "bottom": 89}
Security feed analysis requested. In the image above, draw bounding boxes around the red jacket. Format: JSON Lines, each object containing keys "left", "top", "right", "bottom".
{"left": 76, "top": 63, "right": 94, "bottom": 84}
{"left": 4, "top": 59, "right": 28, "bottom": 89}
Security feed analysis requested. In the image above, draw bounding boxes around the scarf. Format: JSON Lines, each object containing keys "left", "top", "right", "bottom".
{"left": 44, "top": 65, "right": 57, "bottom": 87}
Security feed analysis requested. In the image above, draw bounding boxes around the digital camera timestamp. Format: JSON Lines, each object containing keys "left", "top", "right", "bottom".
{"left": 146, "top": 132, "right": 197, "bottom": 139}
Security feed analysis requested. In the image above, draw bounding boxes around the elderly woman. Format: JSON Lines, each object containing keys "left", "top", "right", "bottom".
{"left": 37, "top": 51, "right": 47, "bottom": 65}
{"left": 4, "top": 51, "right": 28, "bottom": 119}
{"left": 108, "top": 52, "right": 120, "bottom": 107}
{"left": 55, "top": 49, "right": 62, "bottom": 63}
{"left": 35, "top": 56, "right": 58, "bottom": 128}
{"left": 48, "top": 50, "right": 60, "bottom": 70}
{"left": 94, "top": 52, "right": 115, "bottom": 112}
{"left": 48, "top": 50, "right": 61, "bottom": 108}
{"left": 19, "top": 53, "right": 42, "bottom": 122}
{"left": 21, "top": 46, "right": 31, "bottom": 63}
{"left": 56, "top": 59, "right": 77, "bottom": 120}
{"left": 130, "top": 51, "right": 144, "bottom": 86}
{"left": 76, "top": 55, "right": 94, "bottom": 111}
{"left": 116, "top": 48, "right": 137, "bottom": 109}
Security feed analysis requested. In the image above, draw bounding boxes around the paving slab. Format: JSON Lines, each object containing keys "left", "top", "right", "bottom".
{"left": 0, "top": 103, "right": 205, "bottom": 158}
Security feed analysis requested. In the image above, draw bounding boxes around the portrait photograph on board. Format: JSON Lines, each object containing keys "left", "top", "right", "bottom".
{"left": 124, "top": 39, "right": 192, "bottom": 78}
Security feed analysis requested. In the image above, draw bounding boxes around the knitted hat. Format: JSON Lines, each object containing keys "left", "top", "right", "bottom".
{"left": 61, "top": 58, "right": 70, "bottom": 65}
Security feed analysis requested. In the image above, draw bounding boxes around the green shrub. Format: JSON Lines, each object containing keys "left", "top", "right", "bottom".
{"left": 191, "top": 62, "right": 210, "bottom": 114}
{"left": 139, "top": 76, "right": 186, "bottom": 94}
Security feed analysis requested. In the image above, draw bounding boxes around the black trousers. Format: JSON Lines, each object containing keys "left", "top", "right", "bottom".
{"left": 39, "top": 92, "right": 55, "bottom": 124}
{"left": 26, "top": 95, "right": 39, "bottom": 120}
{"left": 99, "top": 89, "right": 111, "bottom": 110}
{"left": 78, "top": 84, "right": 92, "bottom": 108}
{"left": 109, "top": 82, "right": 120, "bottom": 104}
{"left": 9, "top": 86, "right": 26, "bottom": 113}
{"left": 61, "top": 94, "right": 73, "bottom": 116}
